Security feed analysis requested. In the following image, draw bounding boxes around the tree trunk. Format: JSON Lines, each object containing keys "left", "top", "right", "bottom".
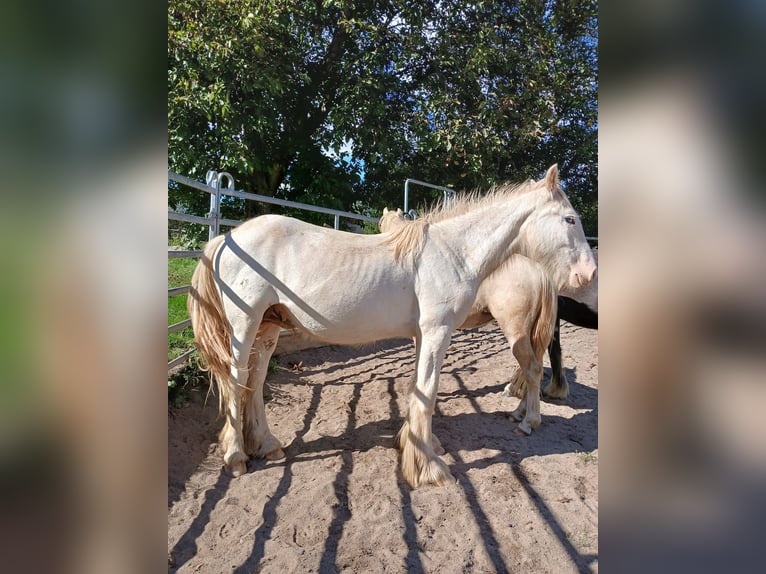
{"left": 244, "top": 162, "right": 288, "bottom": 219}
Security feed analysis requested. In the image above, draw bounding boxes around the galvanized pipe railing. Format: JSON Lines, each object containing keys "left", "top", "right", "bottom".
{"left": 403, "top": 178, "right": 455, "bottom": 213}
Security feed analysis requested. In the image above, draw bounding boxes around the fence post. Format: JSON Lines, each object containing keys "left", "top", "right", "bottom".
{"left": 215, "top": 172, "right": 234, "bottom": 236}
{"left": 206, "top": 171, "right": 235, "bottom": 239}
{"left": 206, "top": 170, "right": 219, "bottom": 241}
{"left": 334, "top": 214, "right": 340, "bottom": 230}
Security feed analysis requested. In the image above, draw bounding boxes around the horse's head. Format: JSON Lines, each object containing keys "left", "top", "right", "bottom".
{"left": 521, "top": 164, "right": 597, "bottom": 295}
{"left": 380, "top": 207, "right": 406, "bottom": 233}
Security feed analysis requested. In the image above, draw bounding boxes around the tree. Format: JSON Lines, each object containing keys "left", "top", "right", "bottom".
{"left": 168, "top": 0, "right": 597, "bottom": 235}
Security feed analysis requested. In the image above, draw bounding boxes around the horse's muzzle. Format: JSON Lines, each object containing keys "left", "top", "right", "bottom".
{"left": 570, "top": 257, "right": 598, "bottom": 289}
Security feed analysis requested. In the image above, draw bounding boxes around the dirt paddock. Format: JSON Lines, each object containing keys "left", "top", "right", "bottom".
{"left": 168, "top": 320, "right": 598, "bottom": 573}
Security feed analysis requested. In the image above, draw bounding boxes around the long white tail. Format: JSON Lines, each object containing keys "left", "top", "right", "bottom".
{"left": 187, "top": 234, "right": 232, "bottom": 414}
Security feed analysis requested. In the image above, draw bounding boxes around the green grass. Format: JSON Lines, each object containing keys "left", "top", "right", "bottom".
{"left": 168, "top": 258, "right": 198, "bottom": 362}
{"left": 576, "top": 450, "right": 598, "bottom": 464}
{"left": 168, "top": 364, "right": 208, "bottom": 408}
{"left": 168, "top": 257, "right": 197, "bottom": 287}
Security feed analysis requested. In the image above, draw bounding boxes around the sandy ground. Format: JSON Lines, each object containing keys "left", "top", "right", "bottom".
{"left": 168, "top": 320, "right": 598, "bottom": 573}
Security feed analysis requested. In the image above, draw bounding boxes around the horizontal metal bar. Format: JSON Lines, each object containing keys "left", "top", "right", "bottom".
{"left": 170, "top": 171, "right": 377, "bottom": 224}
{"left": 405, "top": 178, "right": 454, "bottom": 194}
{"left": 169, "top": 172, "right": 216, "bottom": 195}
{"left": 168, "top": 250, "right": 203, "bottom": 259}
{"left": 168, "top": 210, "right": 212, "bottom": 225}
{"left": 220, "top": 188, "right": 378, "bottom": 223}
{"left": 168, "top": 348, "right": 196, "bottom": 371}
{"left": 404, "top": 178, "right": 454, "bottom": 213}
{"left": 168, "top": 318, "right": 192, "bottom": 334}
{"left": 219, "top": 217, "right": 242, "bottom": 227}
{"left": 168, "top": 285, "right": 190, "bottom": 297}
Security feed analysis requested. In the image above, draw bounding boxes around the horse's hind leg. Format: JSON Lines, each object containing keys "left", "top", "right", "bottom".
{"left": 219, "top": 327, "right": 259, "bottom": 477}
{"left": 508, "top": 336, "right": 543, "bottom": 435}
{"left": 242, "top": 321, "right": 284, "bottom": 460}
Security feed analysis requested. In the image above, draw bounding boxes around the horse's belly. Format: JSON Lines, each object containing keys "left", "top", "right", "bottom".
{"left": 281, "top": 294, "right": 416, "bottom": 345}
{"left": 289, "top": 312, "right": 415, "bottom": 344}
{"left": 458, "top": 310, "right": 494, "bottom": 330}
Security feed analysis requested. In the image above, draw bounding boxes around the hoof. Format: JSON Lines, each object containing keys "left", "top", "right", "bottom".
{"left": 515, "top": 420, "right": 536, "bottom": 436}
{"left": 229, "top": 460, "right": 247, "bottom": 477}
{"left": 401, "top": 440, "right": 453, "bottom": 488}
{"left": 513, "top": 426, "right": 530, "bottom": 436}
{"left": 255, "top": 435, "right": 284, "bottom": 460}
{"left": 244, "top": 438, "right": 259, "bottom": 457}
{"left": 264, "top": 447, "right": 285, "bottom": 461}
{"left": 420, "top": 457, "right": 454, "bottom": 487}
{"left": 543, "top": 378, "right": 569, "bottom": 400}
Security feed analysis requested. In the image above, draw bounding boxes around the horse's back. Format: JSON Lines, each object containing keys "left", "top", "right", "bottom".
{"left": 218, "top": 215, "right": 418, "bottom": 342}
{"left": 225, "top": 214, "right": 390, "bottom": 272}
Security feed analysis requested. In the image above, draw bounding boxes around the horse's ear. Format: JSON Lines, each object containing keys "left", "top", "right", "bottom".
{"left": 544, "top": 164, "right": 559, "bottom": 194}
{"left": 396, "top": 208, "right": 403, "bottom": 214}
{"left": 383, "top": 207, "right": 389, "bottom": 215}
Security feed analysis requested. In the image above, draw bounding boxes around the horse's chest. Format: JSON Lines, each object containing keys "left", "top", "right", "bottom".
{"left": 415, "top": 281, "right": 476, "bottom": 314}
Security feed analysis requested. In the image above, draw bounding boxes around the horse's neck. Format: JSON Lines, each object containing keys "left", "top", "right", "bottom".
{"left": 433, "top": 193, "right": 538, "bottom": 282}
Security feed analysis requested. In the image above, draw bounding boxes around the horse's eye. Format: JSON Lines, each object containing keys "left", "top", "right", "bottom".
{"left": 565, "top": 215, "right": 576, "bottom": 225}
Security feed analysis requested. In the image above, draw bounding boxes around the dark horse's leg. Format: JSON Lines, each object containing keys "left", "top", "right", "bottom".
{"left": 544, "top": 297, "right": 598, "bottom": 398}
{"left": 547, "top": 319, "right": 565, "bottom": 394}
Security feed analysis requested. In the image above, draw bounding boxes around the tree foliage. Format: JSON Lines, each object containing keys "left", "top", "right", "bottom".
{"left": 168, "top": 0, "right": 597, "bottom": 235}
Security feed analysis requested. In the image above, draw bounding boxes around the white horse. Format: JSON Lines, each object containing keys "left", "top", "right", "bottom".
{"left": 188, "top": 164, "right": 596, "bottom": 487}
{"left": 380, "top": 207, "right": 558, "bottom": 435}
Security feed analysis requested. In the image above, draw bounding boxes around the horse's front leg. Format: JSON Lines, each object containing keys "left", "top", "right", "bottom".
{"left": 399, "top": 325, "right": 454, "bottom": 487}
{"left": 543, "top": 320, "right": 569, "bottom": 399}
{"left": 242, "top": 322, "right": 285, "bottom": 460}
{"left": 395, "top": 345, "right": 444, "bottom": 456}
